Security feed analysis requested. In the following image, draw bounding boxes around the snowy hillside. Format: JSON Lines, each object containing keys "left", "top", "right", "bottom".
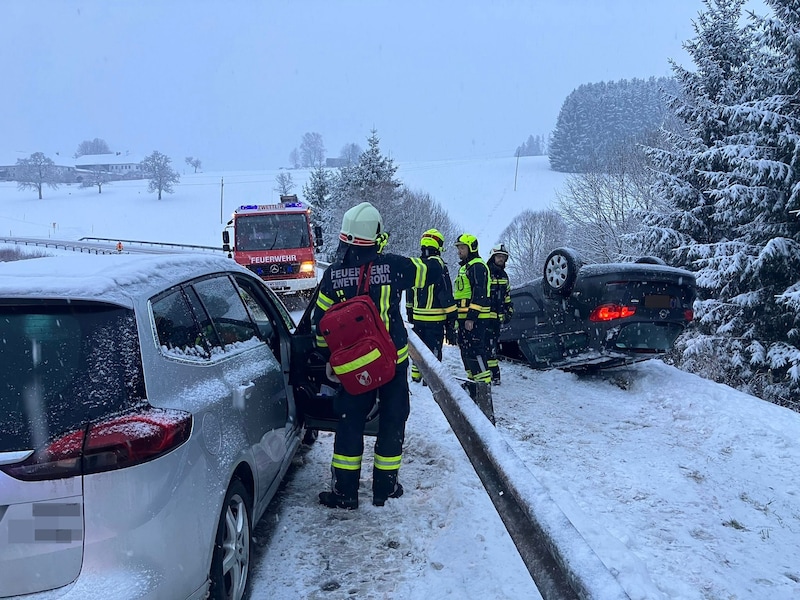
{"left": 0, "top": 156, "right": 565, "bottom": 254}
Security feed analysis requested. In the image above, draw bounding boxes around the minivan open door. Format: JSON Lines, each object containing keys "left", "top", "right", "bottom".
{"left": 289, "top": 286, "right": 379, "bottom": 436}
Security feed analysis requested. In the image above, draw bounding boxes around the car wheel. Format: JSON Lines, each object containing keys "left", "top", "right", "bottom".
{"left": 635, "top": 256, "right": 667, "bottom": 265}
{"left": 543, "top": 248, "right": 582, "bottom": 296}
{"left": 209, "top": 479, "right": 252, "bottom": 600}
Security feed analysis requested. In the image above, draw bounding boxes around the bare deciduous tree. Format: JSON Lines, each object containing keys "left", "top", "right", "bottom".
{"left": 140, "top": 151, "right": 180, "bottom": 200}
{"left": 79, "top": 167, "right": 112, "bottom": 194}
{"left": 74, "top": 138, "right": 111, "bottom": 158}
{"left": 185, "top": 156, "right": 202, "bottom": 173}
{"left": 556, "top": 143, "right": 660, "bottom": 263}
{"left": 289, "top": 148, "right": 300, "bottom": 169}
{"left": 498, "top": 209, "right": 569, "bottom": 284}
{"left": 16, "top": 152, "right": 60, "bottom": 199}
{"left": 300, "top": 132, "right": 325, "bottom": 167}
{"left": 339, "top": 142, "right": 363, "bottom": 165}
{"left": 274, "top": 172, "right": 295, "bottom": 195}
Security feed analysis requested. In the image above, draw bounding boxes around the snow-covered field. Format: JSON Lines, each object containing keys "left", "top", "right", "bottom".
{"left": 0, "top": 155, "right": 564, "bottom": 252}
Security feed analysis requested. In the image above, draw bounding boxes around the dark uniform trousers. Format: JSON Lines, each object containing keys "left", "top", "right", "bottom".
{"left": 331, "top": 362, "right": 410, "bottom": 501}
{"left": 411, "top": 322, "right": 445, "bottom": 381}
{"left": 487, "top": 319, "right": 502, "bottom": 382}
{"left": 457, "top": 321, "right": 490, "bottom": 384}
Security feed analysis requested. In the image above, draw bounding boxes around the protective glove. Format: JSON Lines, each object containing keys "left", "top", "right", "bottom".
{"left": 376, "top": 231, "right": 390, "bottom": 253}
{"left": 445, "top": 321, "right": 458, "bottom": 346}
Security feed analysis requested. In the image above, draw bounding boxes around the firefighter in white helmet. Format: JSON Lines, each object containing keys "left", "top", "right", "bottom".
{"left": 312, "top": 202, "right": 443, "bottom": 509}
{"left": 487, "top": 243, "right": 514, "bottom": 385}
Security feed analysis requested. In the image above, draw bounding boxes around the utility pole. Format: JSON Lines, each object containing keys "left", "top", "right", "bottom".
{"left": 220, "top": 177, "right": 224, "bottom": 224}
{"left": 514, "top": 150, "right": 520, "bottom": 192}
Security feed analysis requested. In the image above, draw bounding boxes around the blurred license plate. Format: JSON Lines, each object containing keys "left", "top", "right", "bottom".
{"left": 644, "top": 294, "right": 672, "bottom": 309}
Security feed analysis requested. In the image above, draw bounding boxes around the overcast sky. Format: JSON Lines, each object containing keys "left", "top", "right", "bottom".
{"left": 4, "top": 0, "right": 769, "bottom": 171}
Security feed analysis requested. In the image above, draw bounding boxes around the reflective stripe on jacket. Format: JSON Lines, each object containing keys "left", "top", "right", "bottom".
{"left": 488, "top": 261, "right": 513, "bottom": 320}
{"left": 453, "top": 256, "right": 491, "bottom": 321}
{"left": 406, "top": 255, "right": 457, "bottom": 323}
{"left": 312, "top": 248, "right": 443, "bottom": 363}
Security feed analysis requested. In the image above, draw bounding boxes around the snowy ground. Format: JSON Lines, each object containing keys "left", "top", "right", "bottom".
{"left": 249, "top": 348, "right": 800, "bottom": 600}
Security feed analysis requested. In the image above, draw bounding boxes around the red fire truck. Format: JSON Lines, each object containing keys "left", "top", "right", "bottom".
{"left": 222, "top": 195, "right": 323, "bottom": 296}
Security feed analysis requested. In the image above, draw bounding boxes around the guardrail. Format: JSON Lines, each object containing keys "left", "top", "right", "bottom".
{"left": 79, "top": 237, "right": 225, "bottom": 253}
{"left": 0, "top": 237, "right": 118, "bottom": 255}
{"left": 407, "top": 329, "right": 631, "bottom": 600}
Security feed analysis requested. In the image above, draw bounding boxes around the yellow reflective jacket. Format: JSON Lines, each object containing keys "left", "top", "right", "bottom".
{"left": 453, "top": 256, "right": 491, "bottom": 321}
{"left": 405, "top": 255, "right": 457, "bottom": 323}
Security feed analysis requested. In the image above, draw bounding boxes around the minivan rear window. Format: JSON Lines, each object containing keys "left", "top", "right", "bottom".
{"left": 0, "top": 301, "right": 146, "bottom": 453}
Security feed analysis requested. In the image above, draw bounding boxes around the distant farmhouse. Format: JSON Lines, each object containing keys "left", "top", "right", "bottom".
{"left": 0, "top": 151, "right": 144, "bottom": 183}
{"left": 74, "top": 152, "right": 144, "bottom": 180}
{"left": 325, "top": 157, "right": 348, "bottom": 168}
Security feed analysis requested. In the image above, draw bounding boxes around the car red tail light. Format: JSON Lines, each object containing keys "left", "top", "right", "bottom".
{"left": 589, "top": 304, "right": 637, "bottom": 322}
{"left": 1, "top": 408, "right": 192, "bottom": 482}
{"left": 684, "top": 309, "right": 694, "bottom": 321}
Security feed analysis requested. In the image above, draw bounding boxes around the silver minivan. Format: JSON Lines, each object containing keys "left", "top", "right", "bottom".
{"left": 0, "top": 252, "right": 304, "bottom": 600}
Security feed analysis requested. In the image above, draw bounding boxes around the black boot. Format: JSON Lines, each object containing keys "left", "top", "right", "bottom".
{"left": 318, "top": 491, "right": 358, "bottom": 510}
{"left": 373, "top": 468, "right": 404, "bottom": 506}
{"left": 373, "top": 483, "right": 404, "bottom": 507}
{"left": 319, "top": 466, "right": 359, "bottom": 509}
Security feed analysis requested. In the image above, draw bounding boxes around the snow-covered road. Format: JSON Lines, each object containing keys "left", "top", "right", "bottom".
{"left": 248, "top": 348, "right": 800, "bottom": 600}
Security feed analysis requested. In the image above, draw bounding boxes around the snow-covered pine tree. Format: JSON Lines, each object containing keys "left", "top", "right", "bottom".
{"left": 302, "top": 165, "right": 333, "bottom": 250}
{"left": 324, "top": 129, "right": 404, "bottom": 259}
{"left": 699, "top": 0, "right": 800, "bottom": 405}
{"left": 638, "top": 0, "right": 755, "bottom": 266}
{"left": 642, "top": 0, "right": 799, "bottom": 406}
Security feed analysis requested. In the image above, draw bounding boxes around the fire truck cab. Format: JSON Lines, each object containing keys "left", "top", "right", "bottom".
{"left": 222, "top": 195, "right": 323, "bottom": 297}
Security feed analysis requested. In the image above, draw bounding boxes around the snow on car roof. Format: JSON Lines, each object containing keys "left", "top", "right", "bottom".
{"left": 0, "top": 253, "right": 246, "bottom": 307}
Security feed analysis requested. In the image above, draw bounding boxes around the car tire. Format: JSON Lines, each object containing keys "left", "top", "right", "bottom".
{"left": 209, "top": 479, "right": 252, "bottom": 600}
{"left": 635, "top": 256, "right": 667, "bottom": 265}
{"left": 543, "top": 248, "right": 582, "bottom": 296}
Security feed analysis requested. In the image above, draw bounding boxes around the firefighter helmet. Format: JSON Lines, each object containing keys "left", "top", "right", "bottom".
{"left": 420, "top": 228, "right": 445, "bottom": 251}
{"left": 339, "top": 202, "right": 383, "bottom": 246}
{"left": 454, "top": 233, "right": 478, "bottom": 253}
{"left": 490, "top": 243, "right": 510, "bottom": 261}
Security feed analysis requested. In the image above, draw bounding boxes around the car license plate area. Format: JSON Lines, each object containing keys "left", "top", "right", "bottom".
{"left": 644, "top": 294, "right": 674, "bottom": 309}
{"left": 614, "top": 322, "right": 683, "bottom": 350}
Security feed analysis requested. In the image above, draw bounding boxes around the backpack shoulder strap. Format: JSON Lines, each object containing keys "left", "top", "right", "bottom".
{"left": 357, "top": 262, "right": 373, "bottom": 296}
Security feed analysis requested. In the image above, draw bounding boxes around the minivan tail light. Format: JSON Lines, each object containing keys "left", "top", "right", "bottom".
{"left": 0, "top": 408, "right": 192, "bottom": 482}
{"left": 589, "top": 304, "right": 637, "bottom": 322}
{"left": 684, "top": 309, "right": 694, "bottom": 321}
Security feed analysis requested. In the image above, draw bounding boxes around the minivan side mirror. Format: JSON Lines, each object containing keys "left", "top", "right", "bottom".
{"left": 314, "top": 225, "right": 323, "bottom": 249}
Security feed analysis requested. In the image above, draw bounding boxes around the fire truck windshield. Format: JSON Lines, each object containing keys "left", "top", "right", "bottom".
{"left": 235, "top": 213, "right": 310, "bottom": 251}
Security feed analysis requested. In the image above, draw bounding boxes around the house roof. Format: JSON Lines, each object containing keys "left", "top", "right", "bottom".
{"left": 74, "top": 153, "right": 143, "bottom": 166}
{"left": 0, "top": 151, "right": 143, "bottom": 168}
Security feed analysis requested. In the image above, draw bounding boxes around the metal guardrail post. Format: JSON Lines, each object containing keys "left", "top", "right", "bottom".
{"left": 407, "top": 327, "right": 631, "bottom": 600}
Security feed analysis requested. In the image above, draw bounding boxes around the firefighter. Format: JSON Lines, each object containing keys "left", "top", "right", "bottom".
{"left": 453, "top": 233, "right": 493, "bottom": 396}
{"left": 312, "top": 202, "right": 443, "bottom": 510}
{"left": 406, "top": 229, "right": 457, "bottom": 385}
{"left": 487, "top": 243, "right": 514, "bottom": 385}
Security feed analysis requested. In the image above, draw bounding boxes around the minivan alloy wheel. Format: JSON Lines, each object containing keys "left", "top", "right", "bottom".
{"left": 211, "top": 480, "right": 252, "bottom": 600}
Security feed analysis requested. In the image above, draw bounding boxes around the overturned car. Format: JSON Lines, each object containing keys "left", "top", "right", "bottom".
{"left": 498, "top": 248, "right": 697, "bottom": 371}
